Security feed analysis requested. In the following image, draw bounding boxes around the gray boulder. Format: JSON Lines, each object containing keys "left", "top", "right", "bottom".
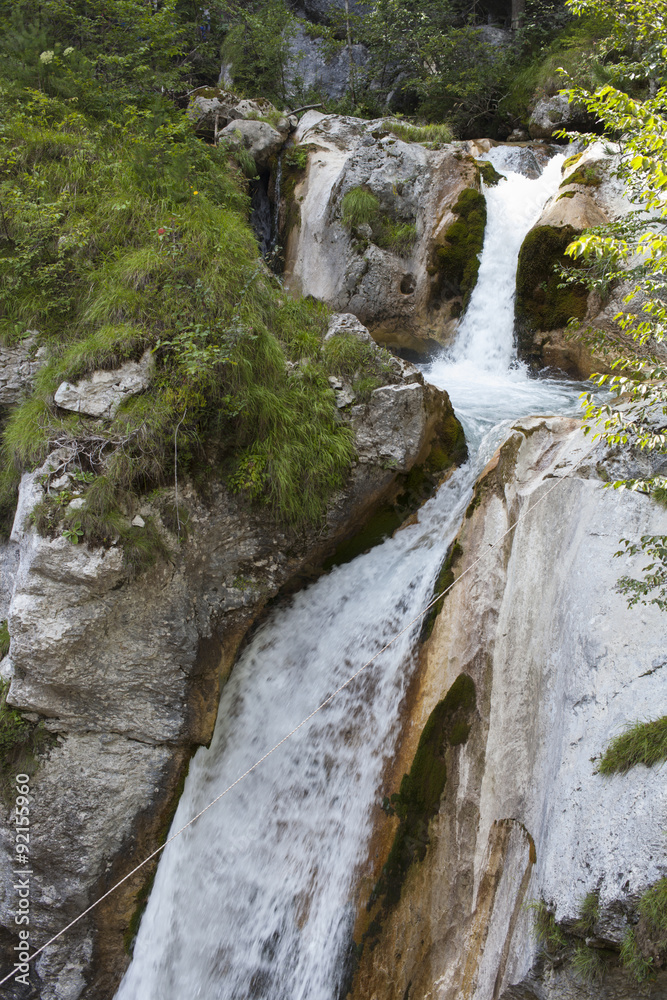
{"left": 54, "top": 350, "right": 153, "bottom": 419}
{"left": 528, "top": 92, "right": 596, "bottom": 140}
{"left": 188, "top": 90, "right": 292, "bottom": 139}
{"left": 324, "top": 312, "right": 375, "bottom": 343}
{"left": 219, "top": 119, "right": 284, "bottom": 171}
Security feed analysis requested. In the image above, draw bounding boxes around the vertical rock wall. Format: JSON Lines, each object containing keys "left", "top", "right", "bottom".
{"left": 350, "top": 416, "right": 667, "bottom": 1000}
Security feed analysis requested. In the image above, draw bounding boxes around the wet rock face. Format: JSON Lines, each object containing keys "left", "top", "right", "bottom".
{"left": 282, "top": 111, "right": 484, "bottom": 355}
{"left": 350, "top": 416, "right": 667, "bottom": 1000}
{"left": 0, "top": 326, "right": 465, "bottom": 1000}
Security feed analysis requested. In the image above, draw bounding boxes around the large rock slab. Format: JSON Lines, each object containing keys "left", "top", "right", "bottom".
{"left": 351, "top": 416, "right": 667, "bottom": 1000}
{"left": 54, "top": 352, "right": 153, "bottom": 419}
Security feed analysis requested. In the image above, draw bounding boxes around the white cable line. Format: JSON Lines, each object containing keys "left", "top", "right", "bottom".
{"left": 0, "top": 465, "right": 574, "bottom": 988}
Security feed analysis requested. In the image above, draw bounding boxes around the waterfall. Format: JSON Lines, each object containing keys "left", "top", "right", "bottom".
{"left": 116, "top": 147, "right": 582, "bottom": 1000}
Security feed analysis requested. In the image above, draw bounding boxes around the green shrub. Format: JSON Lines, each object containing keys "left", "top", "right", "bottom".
{"left": 598, "top": 716, "right": 667, "bottom": 774}
{"left": 341, "top": 187, "right": 381, "bottom": 228}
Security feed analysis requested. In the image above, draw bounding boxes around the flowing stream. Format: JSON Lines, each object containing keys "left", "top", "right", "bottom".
{"left": 116, "top": 146, "right": 583, "bottom": 1000}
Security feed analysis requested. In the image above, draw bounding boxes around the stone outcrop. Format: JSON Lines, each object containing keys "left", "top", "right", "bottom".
{"left": 350, "top": 415, "right": 667, "bottom": 1000}
{"left": 187, "top": 89, "right": 294, "bottom": 143}
{"left": 282, "top": 111, "right": 491, "bottom": 355}
{"left": 514, "top": 142, "right": 666, "bottom": 376}
{"left": 285, "top": 25, "right": 369, "bottom": 101}
{"left": 528, "top": 93, "right": 597, "bottom": 141}
{"left": 0, "top": 336, "right": 43, "bottom": 408}
{"left": 0, "top": 331, "right": 465, "bottom": 1000}
{"left": 219, "top": 118, "right": 285, "bottom": 171}
{"left": 53, "top": 351, "right": 154, "bottom": 419}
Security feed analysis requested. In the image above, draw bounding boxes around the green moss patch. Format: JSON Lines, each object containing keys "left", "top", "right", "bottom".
{"left": 598, "top": 716, "right": 667, "bottom": 774}
{"left": 515, "top": 224, "right": 588, "bottom": 347}
{"left": 431, "top": 188, "right": 486, "bottom": 309}
{"left": 561, "top": 165, "right": 602, "bottom": 187}
{"left": 365, "top": 673, "right": 476, "bottom": 935}
{"left": 477, "top": 160, "right": 505, "bottom": 187}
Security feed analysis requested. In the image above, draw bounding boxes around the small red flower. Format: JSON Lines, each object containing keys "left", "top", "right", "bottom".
{"left": 157, "top": 227, "right": 166, "bottom": 235}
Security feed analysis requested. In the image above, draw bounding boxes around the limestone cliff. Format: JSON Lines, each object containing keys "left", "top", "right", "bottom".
{"left": 0, "top": 327, "right": 465, "bottom": 1000}
{"left": 350, "top": 416, "right": 667, "bottom": 1000}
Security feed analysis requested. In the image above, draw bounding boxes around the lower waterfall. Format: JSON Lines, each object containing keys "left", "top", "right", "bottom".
{"left": 115, "top": 147, "right": 583, "bottom": 1000}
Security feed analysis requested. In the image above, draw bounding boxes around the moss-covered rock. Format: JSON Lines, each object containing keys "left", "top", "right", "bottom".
{"left": 477, "top": 160, "right": 505, "bottom": 188}
{"left": 515, "top": 224, "right": 589, "bottom": 361}
{"left": 364, "top": 673, "right": 477, "bottom": 933}
{"left": 430, "top": 188, "right": 486, "bottom": 311}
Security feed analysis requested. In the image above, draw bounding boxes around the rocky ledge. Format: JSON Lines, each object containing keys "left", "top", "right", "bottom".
{"left": 0, "top": 320, "right": 465, "bottom": 1000}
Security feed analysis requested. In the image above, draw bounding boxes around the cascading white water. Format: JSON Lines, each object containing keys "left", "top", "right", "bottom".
{"left": 116, "top": 146, "right": 584, "bottom": 1000}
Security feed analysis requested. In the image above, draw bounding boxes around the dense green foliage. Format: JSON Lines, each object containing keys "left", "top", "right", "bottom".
{"left": 597, "top": 715, "right": 667, "bottom": 774}
{"left": 0, "top": 2, "right": 405, "bottom": 552}
{"left": 559, "top": 0, "right": 667, "bottom": 609}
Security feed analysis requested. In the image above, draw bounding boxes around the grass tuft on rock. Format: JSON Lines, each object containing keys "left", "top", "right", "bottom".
{"left": 598, "top": 716, "right": 667, "bottom": 774}
{"left": 571, "top": 943, "right": 609, "bottom": 983}
{"left": 341, "top": 187, "right": 381, "bottom": 228}
{"left": 386, "top": 121, "right": 453, "bottom": 146}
